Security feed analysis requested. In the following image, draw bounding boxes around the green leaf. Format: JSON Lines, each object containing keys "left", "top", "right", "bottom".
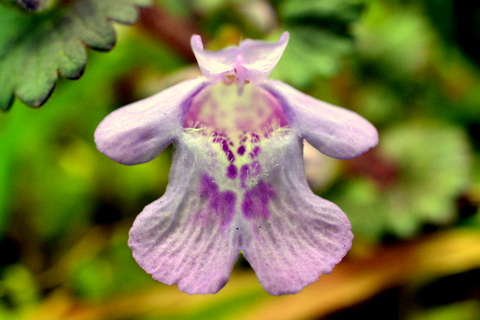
{"left": 0, "top": 0, "right": 151, "bottom": 110}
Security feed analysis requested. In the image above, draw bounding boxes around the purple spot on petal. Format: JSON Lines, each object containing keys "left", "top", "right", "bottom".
{"left": 226, "top": 150, "right": 235, "bottom": 162}
{"left": 254, "top": 146, "right": 261, "bottom": 156}
{"left": 200, "top": 175, "right": 219, "bottom": 196}
{"left": 219, "top": 191, "right": 236, "bottom": 227}
{"left": 214, "top": 138, "right": 235, "bottom": 162}
{"left": 221, "top": 140, "right": 229, "bottom": 152}
{"left": 241, "top": 180, "right": 275, "bottom": 220}
{"left": 249, "top": 146, "right": 261, "bottom": 159}
{"left": 198, "top": 175, "right": 237, "bottom": 227}
{"left": 226, "top": 164, "right": 238, "bottom": 179}
{"left": 237, "top": 145, "right": 246, "bottom": 156}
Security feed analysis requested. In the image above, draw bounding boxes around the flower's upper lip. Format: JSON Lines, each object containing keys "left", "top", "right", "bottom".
{"left": 190, "top": 32, "right": 290, "bottom": 84}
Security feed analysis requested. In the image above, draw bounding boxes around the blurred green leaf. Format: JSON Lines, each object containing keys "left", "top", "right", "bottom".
{"left": 70, "top": 231, "right": 154, "bottom": 300}
{"left": 351, "top": 81, "right": 405, "bottom": 125}
{"left": 408, "top": 300, "right": 480, "bottom": 320}
{"left": 73, "top": 256, "right": 114, "bottom": 300}
{"left": 423, "top": 0, "right": 454, "bottom": 46}
{"left": 2, "top": 265, "right": 40, "bottom": 309}
{"left": 334, "top": 121, "right": 472, "bottom": 239}
{"left": 272, "top": 0, "right": 362, "bottom": 86}
{"left": 0, "top": 0, "right": 151, "bottom": 110}
{"left": 355, "top": 1, "right": 432, "bottom": 79}
{"left": 381, "top": 122, "right": 471, "bottom": 235}
{"left": 465, "top": 208, "right": 480, "bottom": 229}
{"left": 279, "top": 0, "right": 362, "bottom": 25}
{"left": 0, "top": 115, "right": 18, "bottom": 238}
{"left": 272, "top": 26, "right": 352, "bottom": 86}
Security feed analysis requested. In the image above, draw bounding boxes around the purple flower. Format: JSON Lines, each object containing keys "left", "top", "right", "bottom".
{"left": 94, "top": 32, "right": 378, "bottom": 295}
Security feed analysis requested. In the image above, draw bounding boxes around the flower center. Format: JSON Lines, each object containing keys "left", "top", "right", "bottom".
{"left": 184, "top": 82, "right": 288, "bottom": 136}
{"left": 183, "top": 82, "right": 289, "bottom": 183}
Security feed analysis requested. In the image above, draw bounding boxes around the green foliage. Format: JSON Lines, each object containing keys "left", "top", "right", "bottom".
{"left": 273, "top": 0, "right": 363, "bottom": 86}
{"left": 333, "top": 122, "right": 471, "bottom": 239}
{"left": 0, "top": 0, "right": 151, "bottom": 110}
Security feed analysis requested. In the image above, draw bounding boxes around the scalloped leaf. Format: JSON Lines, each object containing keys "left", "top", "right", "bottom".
{"left": 0, "top": 0, "right": 151, "bottom": 110}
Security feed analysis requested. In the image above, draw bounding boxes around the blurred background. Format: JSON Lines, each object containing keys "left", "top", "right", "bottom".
{"left": 1, "top": 0, "right": 480, "bottom": 319}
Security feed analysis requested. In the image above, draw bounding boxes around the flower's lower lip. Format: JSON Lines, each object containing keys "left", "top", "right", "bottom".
{"left": 129, "top": 130, "right": 353, "bottom": 295}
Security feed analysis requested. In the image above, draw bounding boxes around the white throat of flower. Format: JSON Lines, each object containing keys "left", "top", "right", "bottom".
{"left": 183, "top": 81, "right": 290, "bottom": 181}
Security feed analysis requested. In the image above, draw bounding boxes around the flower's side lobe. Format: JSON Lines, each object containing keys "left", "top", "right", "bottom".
{"left": 94, "top": 78, "right": 206, "bottom": 165}
{"left": 262, "top": 80, "right": 379, "bottom": 160}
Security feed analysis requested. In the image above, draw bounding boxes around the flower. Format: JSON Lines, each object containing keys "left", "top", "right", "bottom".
{"left": 94, "top": 32, "right": 378, "bottom": 295}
